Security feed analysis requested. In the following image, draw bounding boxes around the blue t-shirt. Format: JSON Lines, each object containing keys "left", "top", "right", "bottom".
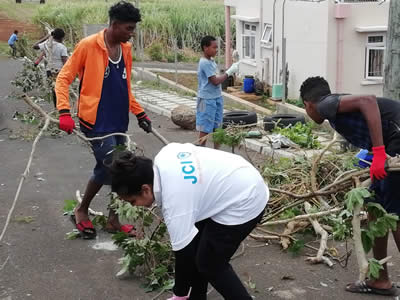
{"left": 197, "top": 57, "right": 221, "bottom": 99}
{"left": 8, "top": 33, "right": 17, "bottom": 46}
{"left": 89, "top": 54, "right": 129, "bottom": 133}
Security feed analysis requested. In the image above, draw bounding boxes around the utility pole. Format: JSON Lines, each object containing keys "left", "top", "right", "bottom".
{"left": 383, "top": 0, "right": 400, "bottom": 100}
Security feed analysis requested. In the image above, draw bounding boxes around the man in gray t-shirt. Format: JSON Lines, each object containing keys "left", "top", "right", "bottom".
{"left": 33, "top": 28, "right": 68, "bottom": 107}
{"left": 300, "top": 76, "right": 400, "bottom": 297}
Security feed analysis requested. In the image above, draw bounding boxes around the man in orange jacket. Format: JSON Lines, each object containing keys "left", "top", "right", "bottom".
{"left": 55, "top": 1, "right": 151, "bottom": 239}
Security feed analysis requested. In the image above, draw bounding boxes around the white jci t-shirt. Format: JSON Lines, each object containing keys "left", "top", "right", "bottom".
{"left": 153, "top": 143, "right": 269, "bottom": 251}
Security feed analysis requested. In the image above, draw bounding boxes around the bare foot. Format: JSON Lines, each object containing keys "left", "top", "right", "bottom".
{"left": 74, "top": 205, "right": 90, "bottom": 224}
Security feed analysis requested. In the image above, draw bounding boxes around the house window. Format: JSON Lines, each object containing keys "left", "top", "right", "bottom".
{"left": 261, "top": 23, "right": 272, "bottom": 48}
{"left": 242, "top": 22, "right": 257, "bottom": 59}
{"left": 365, "top": 34, "right": 385, "bottom": 79}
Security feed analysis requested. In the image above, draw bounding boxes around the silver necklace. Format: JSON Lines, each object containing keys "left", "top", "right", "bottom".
{"left": 104, "top": 34, "right": 121, "bottom": 69}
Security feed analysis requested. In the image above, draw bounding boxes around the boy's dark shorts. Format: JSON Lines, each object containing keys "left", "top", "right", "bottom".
{"left": 83, "top": 131, "right": 126, "bottom": 185}
{"left": 369, "top": 138, "right": 400, "bottom": 216}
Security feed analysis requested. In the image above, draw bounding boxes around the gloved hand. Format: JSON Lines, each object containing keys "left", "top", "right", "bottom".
{"left": 226, "top": 62, "right": 240, "bottom": 76}
{"left": 370, "top": 145, "right": 387, "bottom": 181}
{"left": 34, "top": 59, "right": 40, "bottom": 67}
{"left": 136, "top": 111, "right": 152, "bottom": 133}
{"left": 59, "top": 113, "right": 76, "bottom": 134}
{"left": 166, "top": 295, "right": 189, "bottom": 300}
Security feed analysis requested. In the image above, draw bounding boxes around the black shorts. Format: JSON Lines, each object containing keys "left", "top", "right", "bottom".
{"left": 370, "top": 137, "right": 400, "bottom": 215}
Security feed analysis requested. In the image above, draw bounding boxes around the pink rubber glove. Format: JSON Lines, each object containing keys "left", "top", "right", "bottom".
{"left": 370, "top": 145, "right": 387, "bottom": 181}
{"left": 166, "top": 296, "right": 189, "bottom": 300}
{"left": 59, "top": 113, "right": 76, "bottom": 134}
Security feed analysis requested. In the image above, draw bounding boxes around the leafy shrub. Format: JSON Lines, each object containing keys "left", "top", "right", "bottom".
{"left": 147, "top": 42, "right": 163, "bottom": 61}
{"left": 273, "top": 122, "right": 320, "bottom": 149}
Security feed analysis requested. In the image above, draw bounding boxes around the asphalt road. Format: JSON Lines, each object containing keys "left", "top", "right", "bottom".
{"left": 0, "top": 56, "right": 399, "bottom": 300}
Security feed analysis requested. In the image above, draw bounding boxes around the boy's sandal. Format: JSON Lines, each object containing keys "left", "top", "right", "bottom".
{"left": 346, "top": 281, "right": 400, "bottom": 296}
{"left": 70, "top": 215, "right": 97, "bottom": 239}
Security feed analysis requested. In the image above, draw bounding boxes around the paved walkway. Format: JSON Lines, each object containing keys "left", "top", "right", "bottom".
{"left": 133, "top": 85, "right": 197, "bottom": 118}
{"left": 132, "top": 84, "right": 336, "bottom": 158}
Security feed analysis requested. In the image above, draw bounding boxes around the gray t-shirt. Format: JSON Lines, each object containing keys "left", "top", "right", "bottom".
{"left": 39, "top": 40, "right": 68, "bottom": 72}
{"left": 317, "top": 94, "right": 400, "bottom": 151}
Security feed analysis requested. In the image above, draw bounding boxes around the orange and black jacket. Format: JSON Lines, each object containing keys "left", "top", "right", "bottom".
{"left": 55, "top": 29, "right": 144, "bottom": 130}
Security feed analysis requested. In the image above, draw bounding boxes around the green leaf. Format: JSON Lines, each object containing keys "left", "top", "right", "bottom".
{"left": 382, "top": 214, "right": 399, "bottom": 231}
{"left": 92, "top": 215, "right": 108, "bottom": 229}
{"left": 361, "top": 229, "right": 374, "bottom": 253}
{"left": 63, "top": 199, "right": 78, "bottom": 214}
{"left": 366, "top": 202, "right": 386, "bottom": 219}
{"left": 65, "top": 230, "right": 80, "bottom": 240}
{"left": 345, "top": 187, "right": 371, "bottom": 212}
{"left": 368, "top": 258, "right": 384, "bottom": 280}
{"left": 287, "top": 240, "right": 305, "bottom": 256}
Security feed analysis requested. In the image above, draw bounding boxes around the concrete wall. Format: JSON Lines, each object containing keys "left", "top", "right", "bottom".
{"left": 228, "top": 0, "right": 389, "bottom": 99}
{"left": 284, "top": 1, "right": 329, "bottom": 98}
{"left": 334, "top": 1, "right": 389, "bottom": 96}
{"left": 83, "top": 24, "right": 107, "bottom": 38}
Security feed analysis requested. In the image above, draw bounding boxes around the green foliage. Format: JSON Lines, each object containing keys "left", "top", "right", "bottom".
{"left": 287, "top": 239, "right": 305, "bottom": 256}
{"left": 33, "top": 0, "right": 233, "bottom": 51}
{"left": 12, "top": 59, "right": 46, "bottom": 93}
{"left": 165, "top": 50, "right": 185, "bottom": 63}
{"left": 92, "top": 215, "right": 108, "bottom": 229}
{"left": 13, "top": 111, "right": 40, "bottom": 125}
{"left": 65, "top": 230, "right": 80, "bottom": 240}
{"left": 360, "top": 202, "right": 399, "bottom": 252}
{"left": 212, "top": 128, "right": 246, "bottom": 153}
{"left": 63, "top": 199, "right": 78, "bottom": 215}
{"left": 286, "top": 98, "right": 304, "bottom": 108}
{"left": 13, "top": 216, "right": 35, "bottom": 224}
{"left": 273, "top": 122, "right": 320, "bottom": 149}
{"left": 263, "top": 156, "right": 310, "bottom": 186}
{"left": 344, "top": 187, "right": 370, "bottom": 212}
{"left": 111, "top": 198, "right": 174, "bottom": 292}
{"left": 15, "top": 35, "right": 35, "bottom": 58}
{"left": 368, "top": 258, "right": 384, "bottom": 280}
{"left": 279, "top": 207, "right": 302, "bottom": 220}
{"left": 341, "top": 187, "right": 399, "bottom": 277}
{"left": 147, "top": 42, "right": 164, "bottom": 61}
{"left": 331, "top": 210, "right": 353, "bottom": 241}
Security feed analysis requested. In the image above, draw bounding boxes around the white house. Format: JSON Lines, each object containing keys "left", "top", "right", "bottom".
{"left": 224, "top": 0, "right": 390, "bottom": 99}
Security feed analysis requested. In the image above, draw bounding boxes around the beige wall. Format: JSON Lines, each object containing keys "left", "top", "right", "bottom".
{"left": 334, "top": 2, "right": 389, "bottom": 96}
{"left": 227, "top": 0, "right": 389, "bottom": 98}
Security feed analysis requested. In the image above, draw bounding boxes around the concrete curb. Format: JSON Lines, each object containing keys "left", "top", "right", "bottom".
{"left": 133, "top": 67, "right": 273, "bottom": 115}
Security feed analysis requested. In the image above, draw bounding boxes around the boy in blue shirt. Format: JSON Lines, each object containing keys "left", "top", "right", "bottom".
{"left": 8, "top": 30, "right": 18, "bottom": 58}
{"left": 197, "top": 36, "right": 239, "bottom": 148}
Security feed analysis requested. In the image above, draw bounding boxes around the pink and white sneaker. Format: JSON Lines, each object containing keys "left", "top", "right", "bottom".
{"left": 166, "top": 295, "right": 189, "bottom": 300}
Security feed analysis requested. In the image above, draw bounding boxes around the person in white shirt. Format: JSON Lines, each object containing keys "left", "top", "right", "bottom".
{"left": 109, "top": 143, "right": 269, "bottom": 300}
{"left": 33, "top": 28, "right": 68, "bottom": 107}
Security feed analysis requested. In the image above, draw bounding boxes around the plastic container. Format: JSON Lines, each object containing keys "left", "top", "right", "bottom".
{"left": 243, "top": 76, "right": 255, "bottom": 93}
{"left": 355, "top": 149, "right": 373, "bottom": 168}
{"left": 271, "top": 84, "right": 283, "bottom": 100}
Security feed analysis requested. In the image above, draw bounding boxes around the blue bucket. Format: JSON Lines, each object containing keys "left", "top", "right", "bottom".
{"left": 243, "top": 76, "right": 255, "bottom": 93}
{"left": 355, "top": 149, "right": 373, "bottom": 168}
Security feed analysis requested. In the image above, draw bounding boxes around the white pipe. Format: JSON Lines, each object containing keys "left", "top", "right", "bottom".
{"left": 336, "top": 18, "right": 344, "bottom": 92}
{"left": 225, "top": 5, "right": 232, "bottom": 69}
{"left": 272, "top": 0, "right": 279, "bottom": 85}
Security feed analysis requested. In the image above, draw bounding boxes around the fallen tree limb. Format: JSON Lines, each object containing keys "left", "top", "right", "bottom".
{"left": 304, "top": 202, "right": 333, "bottom": 268}
{"left": 281, "top": 220, "right": 309, "bottom": 249}
{"left": 261, "top": 207, "right": 342, "bottom": 226}
{"left": 0, "top": 117, "right": 50, "bottom": 242}
{"left": 311, "top": 133, "right": 337, "bottom": 206}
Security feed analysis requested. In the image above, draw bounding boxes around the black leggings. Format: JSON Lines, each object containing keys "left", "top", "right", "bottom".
{"left": 173, "top": 210, "right": 264, "bottom": 300}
